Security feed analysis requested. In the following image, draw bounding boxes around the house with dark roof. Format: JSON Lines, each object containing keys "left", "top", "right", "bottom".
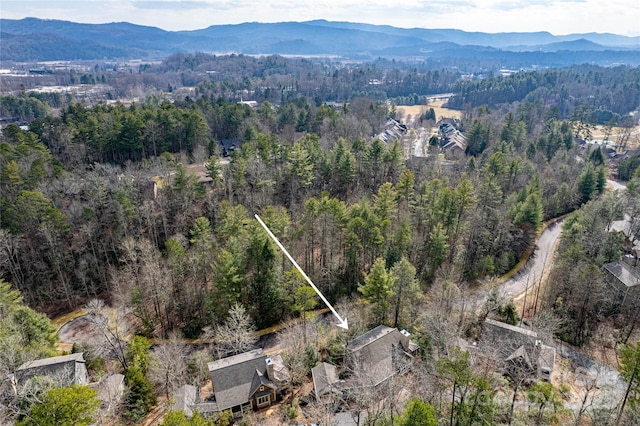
{"left": 206, "top": 348, "right": 282, "bottom": 413}
{"left": 345, "top": 326, "right": 417, "bottom": 387}
{"left": 311, "top": 326, "right": 418, "bottom": 401}
{"left": 311, "top": 362, "right": 340, "bottom": 401}
{"left": 481, "top": 319, "right": 555, "bottom": 381}
{"left": 15, "top": 353, "right": 89, "bottom": 387}
{"left": 604, "top": 261, "right": 640, "bottom": 307}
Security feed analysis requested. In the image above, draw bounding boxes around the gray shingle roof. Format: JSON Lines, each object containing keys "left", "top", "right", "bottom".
{"left": 311, "top": 362, "right": 339, "bottom": 399}
{"left": 268, "top": 354, "right": 291, "bottom": 383}
{"left": 604, "top": 261, "right": 640, "bottom": 287}
{"left": 17, "top": 353, "right": 85, "bottom": 370}
{"left": 538, "top": 344, "right": 556, "bottom": 372}
{"left": 485, "top": 318, "right": 537, "bottom": 337}
{"left": 93, "top": 373, "right": 124, "bottom": 405}
{"left": 172, "top": 385, "right": 198, "bottom": 417}
{"left": 347, "top": 325, "right": 395, "bottom": 353}
{"left": 506, "top": 345, "right": 532, "bottom": 368}
{"left": 207, "top": 349, "right": 274, "bottom": 411}
{"left": 16, "top": 353, "right": 88, "bottom": 386}
{"left": 249, "top": 369, "right": 275, "bottom": 398}
{"left": 345, "top": 326, "right": 414, "bottom": 387}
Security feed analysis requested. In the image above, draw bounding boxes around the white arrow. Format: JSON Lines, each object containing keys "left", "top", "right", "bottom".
{"left": 255, "top": 214, "right": 348, "bottom": 330}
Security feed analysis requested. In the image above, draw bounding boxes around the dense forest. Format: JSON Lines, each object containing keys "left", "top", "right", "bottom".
{"left": 0, "top": 91, "right": 609, "bottom": 330}
{"left": 446, "top": 65, "right": 640, "bottom": 123}
{"left": 1, "top": 54, "right": 640, "bottom": 425}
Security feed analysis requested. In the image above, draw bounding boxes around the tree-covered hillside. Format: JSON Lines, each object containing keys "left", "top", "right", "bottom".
{"left": 1, "top": 55, "right": 640, "bottom": 425}
{"left": 0, "top": 89, "right": 610, "bottom": 332}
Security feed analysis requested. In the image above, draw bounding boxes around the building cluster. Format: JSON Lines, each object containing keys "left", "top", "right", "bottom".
{"left": 2, "top": 318, "right": 562, "bottom": 423}
{"left": 312, "top": 326, "right": 418, "bottom": 402}
{"left": 373, "top": 118, "right": 408, "bottom": 145}
{"left": 437, "top": 118, "right": 467, "bottom": 153}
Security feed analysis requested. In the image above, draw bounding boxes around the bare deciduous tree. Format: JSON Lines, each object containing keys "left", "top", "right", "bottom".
{"left": 84, "top": 299, "right": 134, "bottom": 372}
{"left": 149, "top": 332, "right": 188, "bottom": 401}
{"left": 204, "top": 303, "right": 257, "bottom": 359}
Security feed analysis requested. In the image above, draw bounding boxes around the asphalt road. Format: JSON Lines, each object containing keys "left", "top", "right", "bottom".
{"left": 487, "top": 178, "right": 627, "bottom": 306}
{"left": 501, "top": 220, "right": 563, "bottom": 302}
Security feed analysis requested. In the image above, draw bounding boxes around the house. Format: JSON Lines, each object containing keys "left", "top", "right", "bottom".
{"left": 219, "top": 139, "right": 239, "bottom": 157}
{"left": 207, "top": 348, "right": 282, "bottom": 413}
{"left": 374, "top": 119, "right": 408, "bottom": 146}
{"left": 170, "top": 351, "right": 289, "bottom": 418}
{"left": 15, "top": 353, "right": 89, "bottom": 387}
{"left": 481, "top": 319, "right": 555, "bottom": 381}
{"left": 345, "top": 326, "right": 417, "bottom": 387}
{"left": 603, "top": 261, "right": 640, "bottom": 307}
{"left": 312, "top": 326, "right": 418, "bottom": 401}
{"left": 172, "top": 384, "right": 199, "bottom": 417}
{"left": 311, "top": 362, "right": 340, "bottom": 400}
{"left": 438, "top": 119, "right": 467, "bottom": 153}
{"left": 149, "top": 162, "right": 218, "bottom": 198}
{"left": 238, "top": 100, "right": 258, "bottom": 109}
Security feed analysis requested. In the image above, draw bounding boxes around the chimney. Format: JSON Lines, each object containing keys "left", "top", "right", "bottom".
{"left": 265, "top": 357, "right": 275, "bottom": 380}
{"left": 399, "top": 329, "right": 411, "bottom": 351}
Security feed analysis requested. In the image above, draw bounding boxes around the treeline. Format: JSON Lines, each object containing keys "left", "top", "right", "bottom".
{"left": 0, "top": 93, "right": 59, "bottom": 122}
{"left": 2, "top": 54, "right": 460, "bottom": 105}
{"left": 150, "top": 53, "right": 460, "bottom": 104}
{"left": 0, "top": 89, "right": 609, "bottom": 338}
{"left": 447, "top": 65, "right": 640, "bottom": 122}
{"left": 27, "top": 96, "right": 389, "bottom": 165}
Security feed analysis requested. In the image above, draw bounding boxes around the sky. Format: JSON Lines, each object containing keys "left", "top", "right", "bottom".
{"left": 2, "top": 0, "right": 639, "bottom": 37}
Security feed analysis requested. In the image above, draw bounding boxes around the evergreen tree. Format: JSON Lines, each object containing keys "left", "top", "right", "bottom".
{"left": 358, "top": 257, "right": 395, "bottom": 324}
{"left": 618, "top": 342, "right": 640, "bottom": 424}
{"left": 123, "top": 336, "right": 156, "bottom": 422}
{"left": 395, "top": 398, "right": 438, "bottom": 426}
{"left": 390, "top": 257, "right": 421, "bottom": 328}
{"left": 17, "top": 385, "right": 99, "bottom": 426}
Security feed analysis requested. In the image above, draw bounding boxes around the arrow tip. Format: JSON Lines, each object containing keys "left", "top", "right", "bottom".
{"left": 337, "top": 318, "right": 349, "bottom": 330}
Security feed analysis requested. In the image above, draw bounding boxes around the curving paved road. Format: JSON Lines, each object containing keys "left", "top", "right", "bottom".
{"left": 487, "top": 178, "right": 627, "bottom": 306}
{"left": 462, "top": 219, "right": 565, "bottom": 311}
{"left": 500, "top": 220, "right": 563, "bottom": 302}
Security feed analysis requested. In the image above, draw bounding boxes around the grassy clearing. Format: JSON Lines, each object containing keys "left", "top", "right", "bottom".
{"left": 51, "top": 309, "right": 88, "bottom": 332}
{"left": 397, "top": 100, "right": 463, "bottom": 122}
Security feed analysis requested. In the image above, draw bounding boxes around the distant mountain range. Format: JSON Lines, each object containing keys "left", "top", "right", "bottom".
{"left": 1, "top": 17, "right": 639, "bottom": 64}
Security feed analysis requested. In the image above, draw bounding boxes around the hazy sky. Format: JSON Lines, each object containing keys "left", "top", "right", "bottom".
{"left": 2, "top": 0, "right": 639, "bottom": 36}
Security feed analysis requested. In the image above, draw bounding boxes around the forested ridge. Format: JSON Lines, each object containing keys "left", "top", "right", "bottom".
{"left": 2, "top": 18, "right": 639, "bottom": 63}
{"left": 1, "top": 54, "right": 640, "bottom": 424}
{"left": 447, "top": 65, "right": 640, "bottom": 123}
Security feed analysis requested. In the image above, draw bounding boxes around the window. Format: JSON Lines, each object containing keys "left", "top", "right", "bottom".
{"left": 256, "top": 394, "right": 270, "bottom": 406}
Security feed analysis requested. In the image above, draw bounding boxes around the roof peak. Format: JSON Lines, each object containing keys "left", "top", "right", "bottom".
{"left": 207, "top": 348, "right": 265, "bottom": 371}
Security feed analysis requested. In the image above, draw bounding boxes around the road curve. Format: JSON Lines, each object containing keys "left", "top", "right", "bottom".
{"left": 479, "top": 178, "right": 628, "bottom": 306}
{"left": 499, "top": 220, "right": 564, "bottom": 302}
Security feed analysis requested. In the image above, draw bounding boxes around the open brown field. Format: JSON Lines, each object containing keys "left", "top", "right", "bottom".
{"left": 591, "top": 125, "right": 640, "bottom": 149}
{"left": 397, "top": 100, "right": 463, "bottom": 122}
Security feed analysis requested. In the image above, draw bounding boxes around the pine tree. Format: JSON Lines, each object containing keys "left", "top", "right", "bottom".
{"left": 359, "top": 257, "right": 395, "bottom": 324}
